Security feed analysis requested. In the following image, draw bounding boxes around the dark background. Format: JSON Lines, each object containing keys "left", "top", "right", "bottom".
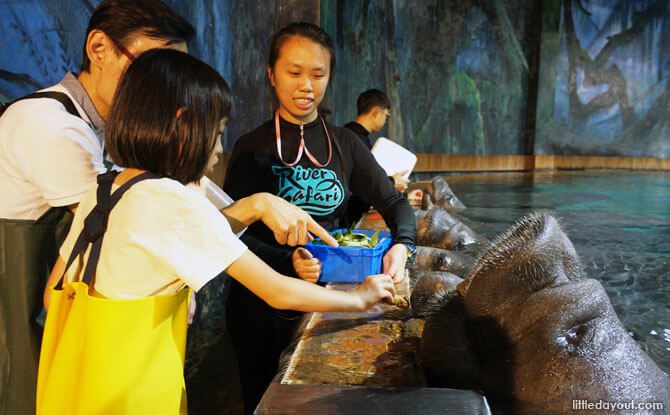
{"left": 1, "top": 0, "right": 667, "bottom": 158}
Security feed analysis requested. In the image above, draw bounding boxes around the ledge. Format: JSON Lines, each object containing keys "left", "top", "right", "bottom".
{"left": 414, "top": 154, "right": 670, "bottom": 172}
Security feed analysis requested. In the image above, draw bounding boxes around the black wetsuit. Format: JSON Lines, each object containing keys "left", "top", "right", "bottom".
{"left": 223, "top": 115, "right": 415, "bottom": 414}
{"left": 343, "top": 121, "right": 372, "bottom": 150}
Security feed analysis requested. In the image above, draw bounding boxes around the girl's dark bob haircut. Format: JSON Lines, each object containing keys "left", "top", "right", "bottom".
{"left": 106, "top": 48, "right": 232, "bottom": 184}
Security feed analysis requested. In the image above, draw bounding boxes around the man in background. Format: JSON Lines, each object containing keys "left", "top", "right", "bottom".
{"left": 343, "top": 89, "right": 409, "bottom": 224}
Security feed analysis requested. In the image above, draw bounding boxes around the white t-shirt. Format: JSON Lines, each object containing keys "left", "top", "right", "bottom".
{"left": 0, "top": 84, "right": 106, "bottom": 220}
{"left": 59, "top": 177, "right": 247, "bottom": 299}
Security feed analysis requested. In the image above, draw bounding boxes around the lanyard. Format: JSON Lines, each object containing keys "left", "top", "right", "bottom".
{"left": 275, "top": 110, "right": 332, "bottom": 167}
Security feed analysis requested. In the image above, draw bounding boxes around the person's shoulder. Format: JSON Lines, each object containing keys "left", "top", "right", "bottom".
{"left": 1, "top": 85, "right": 92, "bottom": 140}
{"left": 329, "top": 123, "right": 361, "bottom": 147}
{"left": 342, "top": 121, "right": 358, "bottom": 131}
{"left": 131, "top": 178, "right": 207, "bottom": 206}
{"left": 231, "top": 119, "right": 274, "bottom": 153}
{"left": 121, "top": 177, "right": 225, "bottom": 225}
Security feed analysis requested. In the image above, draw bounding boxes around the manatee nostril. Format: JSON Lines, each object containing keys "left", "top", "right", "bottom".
{"left": 436, "top": 257, "right": 447, "bottom": 268}
{"left": 566, "top": 323, "right": 592, "bottom": 346}
{"left": 566, "top": 329, "right": 581, "bottom": 345}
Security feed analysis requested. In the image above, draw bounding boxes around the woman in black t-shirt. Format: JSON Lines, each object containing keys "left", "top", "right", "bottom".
{"left": 223, "top": 22, "right": 416, "bottom": 414}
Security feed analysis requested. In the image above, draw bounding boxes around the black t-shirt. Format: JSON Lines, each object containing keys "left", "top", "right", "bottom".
{"left": 224, "top": 115, "right": 416, "bottom": 275}
{"left": 343, "top": 121, "right": 372, "bottom": 150}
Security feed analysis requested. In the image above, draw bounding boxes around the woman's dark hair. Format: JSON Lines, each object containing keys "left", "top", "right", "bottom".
{"left": 81, "top": 0, "right": 195, "bottom": 72}
{"left": 268, "top": 23, "right": 346, "bottom": 207}
{"left": 268, "top": 22, "right": 335, "bottom": 74}
{"left": 106, "top": 49, "right": 232, "bottom": 184}
{"left": 357, "top": 89, "right": 390, "bottom": 115}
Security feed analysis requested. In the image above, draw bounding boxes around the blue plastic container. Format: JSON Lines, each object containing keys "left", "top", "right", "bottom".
{"left": 305, "top": 229, "right": 392, "bottom": 283}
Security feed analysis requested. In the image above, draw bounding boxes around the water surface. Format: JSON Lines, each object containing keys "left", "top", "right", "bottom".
{"left": 443, "top": 170, "right": 669, "bottom": 373}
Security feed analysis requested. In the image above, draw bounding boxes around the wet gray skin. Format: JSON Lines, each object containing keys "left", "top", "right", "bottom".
{"left": 409, "top": 271, "right": 463, "bottom": 318}
{"left": 415, "top": 196, "right": 482, "bottom": 250}
{"left": 410, "top": 246, "right": 475, "bottom": 277}
{"left": 425, "top": 176, "right": 466, "bottom": 210}
{"left": 420, "top": 212, "right": 670, "bottom": 414}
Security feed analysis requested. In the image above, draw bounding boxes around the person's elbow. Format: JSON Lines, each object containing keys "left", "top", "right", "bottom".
{"left": 263, "top": 283, "right": 299, "bottom": 310}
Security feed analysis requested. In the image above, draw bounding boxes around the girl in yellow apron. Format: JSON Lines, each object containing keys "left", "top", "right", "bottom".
{"left": 37, "top": 49, "right": 396, "bottom": 415}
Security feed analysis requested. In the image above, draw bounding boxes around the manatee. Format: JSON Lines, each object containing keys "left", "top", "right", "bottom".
{"left": 424, "top": 176, "right": 466, "bottom": 210}
{"left": 420, "top": 212, "right": 670, "bottom": 414}
{"left": 410, "top": 246, "right": 475, "bottom": 277}
{"left": 420, "top": 293, "right": 480, "bottom": 391}
{"left": 409, "top": 271, "right": 463, "bottom": 318}
{"left": 415, "top": 197, "right": 483, "bottom": 250}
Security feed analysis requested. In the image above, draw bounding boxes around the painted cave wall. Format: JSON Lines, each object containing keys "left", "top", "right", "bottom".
{"left": 535, "top": 0, "right": 670, "bottom": 158}
{"left": 1, "top": 0, "right": 668, "bottom": 159}
{"left": 0, "top": 0, "right": 281, "bottom": 148}
{"left": 322, "top": 0, "right": 541, "bottom": 156}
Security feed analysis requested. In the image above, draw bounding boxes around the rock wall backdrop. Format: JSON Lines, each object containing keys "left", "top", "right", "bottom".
{"left": 1, "top": 0, "right": 668, "bottom": 157}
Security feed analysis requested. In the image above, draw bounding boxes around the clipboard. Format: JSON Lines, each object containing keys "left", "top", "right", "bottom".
{"left": 370, "top": 137, "right": 416, "bottom": 178}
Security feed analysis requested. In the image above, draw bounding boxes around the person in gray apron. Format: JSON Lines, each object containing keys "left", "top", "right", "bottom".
{"left": 0, "top": 205, "right": 73, "bottom": 414}
{"left": 0, "top": 92, "right": 79, "bottom": 414}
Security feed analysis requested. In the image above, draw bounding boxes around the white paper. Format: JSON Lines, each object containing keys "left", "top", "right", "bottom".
{"left": 370, "top": 137, "right": 417, "bottom": 178}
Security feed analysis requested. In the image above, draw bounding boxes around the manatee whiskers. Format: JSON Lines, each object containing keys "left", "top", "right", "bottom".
{"left": 459, "top": 212, "right": 583, "bottom": 321}
{"left": 466, "top": 211, "right": 557, "bottom": 281}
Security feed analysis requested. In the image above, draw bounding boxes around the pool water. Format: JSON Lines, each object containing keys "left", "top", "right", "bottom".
{"left": 441, "top": 170, "right": 669, "bottom": 373}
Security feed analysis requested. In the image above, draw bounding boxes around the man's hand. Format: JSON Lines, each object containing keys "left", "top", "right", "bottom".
{"left": 391, "top": 170, "right": 409, "bottom": 193}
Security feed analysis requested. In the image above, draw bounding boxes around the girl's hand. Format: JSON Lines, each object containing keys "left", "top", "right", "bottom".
{"left": 353, "top": 274, "right": 396, "bottom": 310}
{"left": 292, "top": 247, "right": 321, "bottom": 283}
{"left": 382, "top": 243, "right": 410, "bottom": 283}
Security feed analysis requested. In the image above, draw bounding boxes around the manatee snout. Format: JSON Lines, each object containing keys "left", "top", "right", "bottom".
{"left": 479, "top": 278, "right": 670, "bottom": 413}
{"left": 415, "top": 203, "right": 482, "bottom": 250}
{"left": 425, "top": 177, "right": 466, "bottom": 210}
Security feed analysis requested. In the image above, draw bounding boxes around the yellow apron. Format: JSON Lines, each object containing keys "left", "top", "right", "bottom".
{"left": 35, "top": 171, "right": 191, "bottom": 414}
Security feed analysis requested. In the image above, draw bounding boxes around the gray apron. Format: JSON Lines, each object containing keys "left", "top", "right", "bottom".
{"left": 0, "top": 207, "right": 73, "bottom": 414}
{"left": 0, "top": 90, "right": 80, "bottom": 415}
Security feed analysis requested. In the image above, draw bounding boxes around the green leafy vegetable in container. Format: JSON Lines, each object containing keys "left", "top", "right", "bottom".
{"left": 311, "top": 227, "right": 384, "bottom": 248}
